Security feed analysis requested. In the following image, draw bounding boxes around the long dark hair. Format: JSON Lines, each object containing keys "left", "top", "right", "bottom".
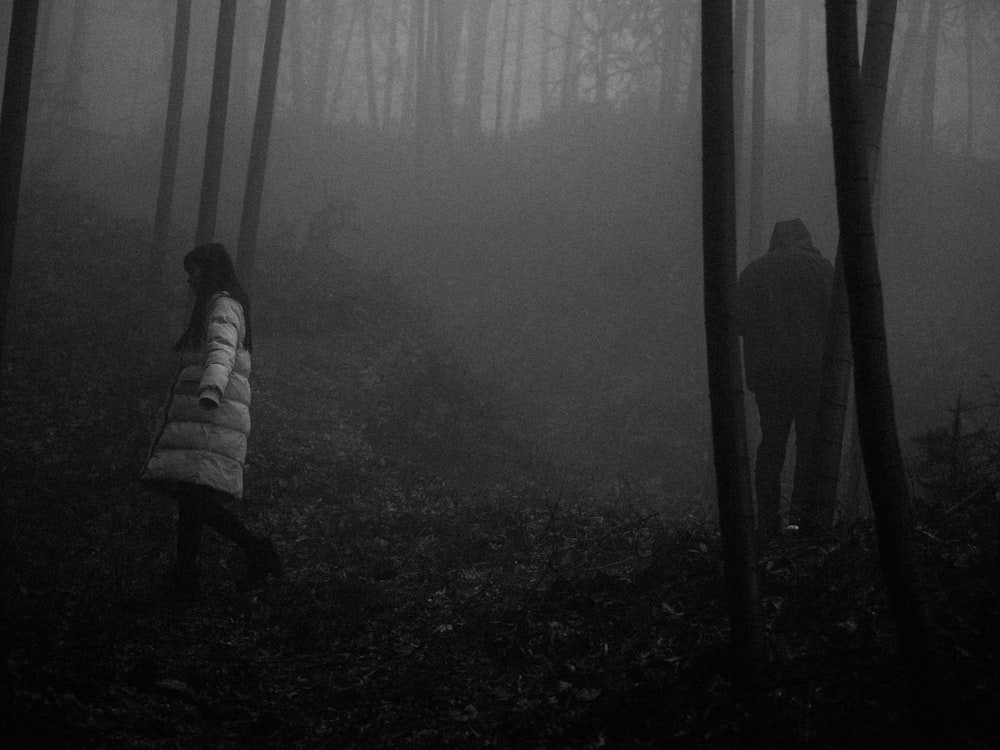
{"left": 174, "top": 243, "right": 253, "bottom": 352}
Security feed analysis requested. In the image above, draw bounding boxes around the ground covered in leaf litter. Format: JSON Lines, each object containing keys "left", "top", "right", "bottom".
{"left": 0, "top": 186, "right": 997, "bottom": 748}
{"left": 2, "top": 323, "right": 997, "bottom": 750}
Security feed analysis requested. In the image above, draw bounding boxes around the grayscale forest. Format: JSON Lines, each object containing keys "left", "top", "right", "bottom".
{"left": 0, "top": 1, "right": 997, "bottom": 747}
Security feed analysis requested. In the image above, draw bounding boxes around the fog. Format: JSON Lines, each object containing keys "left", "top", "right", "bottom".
{"left": 3, "top": 0, "right": 1000, "bottom": 504}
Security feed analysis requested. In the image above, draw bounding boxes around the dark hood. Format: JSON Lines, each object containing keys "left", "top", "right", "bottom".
{"left": 768, "top": 218, "right": 817, "bottom": 254}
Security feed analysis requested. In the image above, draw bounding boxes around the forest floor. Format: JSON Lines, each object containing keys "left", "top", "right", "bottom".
{"left": 2, "top": 322, "right": 997, "bottom": 749}
{"left": 1, "top": 185, "right": 998, "bottom": 748}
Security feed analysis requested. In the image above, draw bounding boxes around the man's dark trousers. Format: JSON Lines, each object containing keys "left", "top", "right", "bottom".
{"left": 753, "top": 368, "right": 820, "bottom": 538}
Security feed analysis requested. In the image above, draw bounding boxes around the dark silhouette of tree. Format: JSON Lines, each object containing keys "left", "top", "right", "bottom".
{"left": 494, "top": 0, "right": 512, "bottom": 134}
{"left": 237, "top": 0, "right": 286, "bottom": 289}
{"left": 195, "top": 0, "right": 237, "bottom": 247}
{"left": 310, "top": 1, "right": 339, "bottom": 124}
{"left": 287, "top": 0, "right": 307, "bottom": 119}
{"left": 701, "top": 0, "right": 764, "bottom": 700}
{"left": 361, "top": 0, "right": 378, "bottom": 129}
{"left": 885, "top": 0, "right": 924, "bottom": 135}
{"left": 732, "top": 0, "right": 748, "bottom": 145}
{"left": 747, "top": 0, "right": 765, "bottom": 258}
{"left": 919, "top": 0, "right": 941, "bottom": 158}
{"left": 806, "top": 0, "right": 897, "bottom": 532}
{"left": 963, "top": 1, "right": 976, "bottom": 156}
{"left": 824, "top": 0, "right": 947, "bottom": 721}
{"left": 561, "top": 0, "right": 581, "bottom": 109}
{"left": 0, "top": 0, "right": 39, "bottom": 380}
{"left": 795, "top": 1, "right": 812, "bottom": 122}
{"left": 63, "top": 0, "right": 89, "bottom": 126}
{"left": 508, "top": 0, "right": 528, "bottom": 130}
{"left": 382, "top": 0, "right": 402, "bottom": 131}
{"left": 329, "top": 1, "right": 360, "bottom": 123}
{"left": 148, "top": 0, "right": 191, "bottom": 299}
{"left": 462, "top": 0, "right": 491, "bottom": 140}
{"left": 539, "top": 0, "right": 552, "bottom": 114}
{"left": 432, "top": 0, "right": 459, "bottom": 145}
{"left": 402, "top": 0, "right": 421, "bottom": 133}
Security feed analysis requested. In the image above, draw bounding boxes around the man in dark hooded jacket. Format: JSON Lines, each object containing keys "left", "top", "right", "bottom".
{"left": 736, "top": 219, "right": 833, "bottom": 539}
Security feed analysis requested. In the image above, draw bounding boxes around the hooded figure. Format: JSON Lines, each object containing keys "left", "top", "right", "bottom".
{"left": 735, "top": 219, "right": 834, "bottom": 538}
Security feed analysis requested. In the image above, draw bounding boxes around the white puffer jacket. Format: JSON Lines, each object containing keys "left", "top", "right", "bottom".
{"left": 141, "top": 293, "right": 252, "bottom": 497}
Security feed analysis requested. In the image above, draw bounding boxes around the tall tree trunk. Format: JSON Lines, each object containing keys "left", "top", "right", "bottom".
{"left": 860, "top": 0, "right": 895, "bottom": 226}
{"left": 383, "top": 0, "right": 401, "bottom": 131}
{"left": 964, "top": 1, "right": 975, "bottom": 156}
{"left": 508, "top": 0, "right": 527, "bottom": 130}
{"left": 401, "top": 0, "right": 421, "bottom": 133}
{"left": 795, "top": 1, "right": 811, "bottom": 122}
{"left": 329, "top": 0, "right": 360, "bottom": 122}
{"left": 0, "top": 0, "right": 39, "bottom": 376}
{"left": 824, "top": 0, "right": 946, "bottom": 721}
{"left": 236, "top": 0, "right": 286, "bottom": 289}
{"left": 747, "top": 0, "right": 765, "bottom": 258}
{"left": 561, "top": 0, "right": 580, "bottom": 109}
{"left": 287, "top": 0, "right": 307, "bottom": 120}
{"left": 414, "top": 0, "right": 430, "bottom": 141}
{"left": 494, "top": 0, "right": 512, "bottom": 135}
{"left": 682, "top": 2, "right": 700, "bottom": 136}
{"left": 361, "top": 0, "right": 378, "bottom": 129}
{"left": 808, "top": 0, "right": 897, "bottom": 532}
{"left": 433, "top": 0, "right": 457, "bottom": 145}
{"left": 701, "top": 0, "right": 764, "bottom": 701}
{"left": 539, "top": 0, "right": 552, "bottom": 114}
{"left": 195, "top": 0, "right": 237, "bottom": 247}
{"left": 230, "top": 3, "right": 252, "bottom": 124}
{"left": 594, "top": 2, "right": 609, "bottom": 106}
{"left": 885, "top": 0, "right": 924, "bottom": 136}
{"left": 148, "top": 0, "right": 191, "bottom": 299}
{"left": 462, "top": 0, "right": 490, "bottom": 140}
{"left": 32, "top": 0, "right": 53, "bottom": 78}
{"left": 731, "top": 0, "right": 749, "bottom": 266}
{"left": 732, "top": 0, "right": 748, "bottom": 145}
{"left": 63, "top": 0, "right": 89, "bottom": 125}
{"left": 656, "top": 2, "right": 679, "bottom": 123}
{"left": 919, "top": 0, "right": 941, "bottom": 157}
{"left": 311, "top": 1, "right": 338, "bottom": 124}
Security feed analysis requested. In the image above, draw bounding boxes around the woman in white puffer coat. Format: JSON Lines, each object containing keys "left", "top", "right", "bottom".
{"left": 141, "top": 243, "right": 281, "bottom": 598}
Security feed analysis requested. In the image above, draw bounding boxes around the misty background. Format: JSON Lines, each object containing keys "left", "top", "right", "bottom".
{"left": 2, "top": 0, "right": 999, "bottom": 510}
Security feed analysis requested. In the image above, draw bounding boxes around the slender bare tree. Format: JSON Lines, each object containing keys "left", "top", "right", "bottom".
{"left": 148, "top": 0, "right": 191, "bottom": 298}
{"left": 508, "top": 0, "right": 528, "bottom": 130}
{"left": 361, "top": 0, "right": 378, "bottom": 128}
{"left": 462, "top": 0, "right": 491, "bottom": 140}
{"left": 747, "top": 0, "right": 765, "bottom": 258}
{"left": 236, "top": 0, "right": 286, "bottom": 288}
{"left": 885, "top": 0, "right": 925, "bottom": 135}
{"left": 329, "top": 0, "right": 360, "bottom": 122}
{"left": 919, "top": 0, "right": 941, "bottom": 157}
{"left": 494, "top": 0, "right": 512, "bottom": 134}
{"left": 806, "top": 0, "right": 898, "bottom": 532}
{"left": 539, "top": 0, "right": 552, "bottom": 114}
{"left": 561, "top": 0, "right": 580, "bottom": 109}
{"left": 383, "top": 0, "right": 402, "bottom": 130}
{"left": 701, "top": 0, "right": 764, "bottom": 701}
{"left": 195, "top": 0, "right": 237, "bottom": 246}
{"left": 825, "top": 0, "right": 947, "bottom": 721}
{"left": 311, "top": 1, "right": 339, "bottom": 123}
{"left": 0, "top": 0, "right": 40, "bottom": 380}
{"left": 795, "top": 1, "right": 811, "bottom": 122}
{"left": 964, "top": 1, "right": 976, "bottom": 156}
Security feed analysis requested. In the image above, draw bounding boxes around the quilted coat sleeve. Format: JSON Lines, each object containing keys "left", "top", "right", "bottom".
{"left": 199, "top": 296, "right": 244, "bottom": 406}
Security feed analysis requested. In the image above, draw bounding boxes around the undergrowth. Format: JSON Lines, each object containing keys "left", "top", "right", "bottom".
{"left": 0, "top": 185, "right": 996, "bottom": 748}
